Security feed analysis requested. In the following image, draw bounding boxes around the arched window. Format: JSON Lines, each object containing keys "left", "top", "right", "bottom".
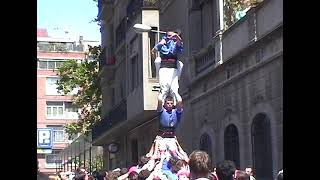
{"left": 200, "top": 133, "right": 213, "bottom": 158}
{"left": 251, "top": 113, "right": 273, "bottom": 180}
{"left": 224, "top": 124, "right": 240, "bottom": 168}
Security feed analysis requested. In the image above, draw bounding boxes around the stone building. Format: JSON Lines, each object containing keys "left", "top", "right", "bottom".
{"left": 93, "top": 0, "right": 282, "bottom": 179}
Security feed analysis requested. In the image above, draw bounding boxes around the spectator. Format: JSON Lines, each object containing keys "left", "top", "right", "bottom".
{"left": 216, "top": 160, "right": 236, "bottom": 180}
{"left": 188, "top": 150, "right": 212, "bottom": 180}
{"left": 244, "top": 167, "right": 256, "bottom": 180}
{"left": 235, "top": 170, "right": 249, "bottom": 180}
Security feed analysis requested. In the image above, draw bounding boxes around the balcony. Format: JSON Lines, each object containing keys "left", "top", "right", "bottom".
{"left": 195, "top": 43, "right": 216, "bottom": 74}
{"left": 92, "top": 99, "right": 127, "bottom": 141}
{"left": 37, "top": 42, "right": 84, "bottom": 52}
{"left": 222, "top": 0, "right": 282, "bottom": 61}
{"left": 190, "top": 0, "right": 282, "bottom": 80}
{"left": 126, "top": 0, "right": 159, "bottom": 30}
{"left": 191, "top": 32, "right": 221, "bottom": 79}
{"left": 99, "top": 46, "right": 116, "bottom": 82}
{"left": 127, "top": 0, "right": 159, "bottom": 17}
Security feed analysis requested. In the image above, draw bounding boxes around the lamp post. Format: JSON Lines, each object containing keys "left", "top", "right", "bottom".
{"left": 68, "top": 156, "right": 72, "bottom": 171}
{"left": 78, "top": 140, "right": 81, "bottom": 168}
{"left": 63, "top": 151, "right": 65, "bottom": 172}
{"left": 133, "top": 24, "right": 166, "bottom": 34}
{"left": 83, "top": 139, "right": 86, "bottom": 169}
{"left": 133, "top": 23, "right": 163, "bottom": 78}
{"left": 70, "top": 142, "right": 73, "bottom": 171}
{"left": 89, "top": 145, "right": 92, "bottom": 173}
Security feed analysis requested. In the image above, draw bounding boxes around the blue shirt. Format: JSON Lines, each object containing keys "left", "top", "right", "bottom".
{"left": 162, "top": 159, "right": 178, "bottom": 180}
{"left": 154, "top": 35, "right": 183, "bottom": 59}
{"left": 158, "top": 107, "right": 183, "bottom": 128}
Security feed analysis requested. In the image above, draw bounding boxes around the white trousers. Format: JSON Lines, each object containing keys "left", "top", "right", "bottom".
{"left": 158, "top": 67, "right": 182, "bottom": 103}
{"left": 155, "top": 57, "right": 183, "bottom": 102}
{"left": 155, "top": 57, "right": 183, "bottom": 79}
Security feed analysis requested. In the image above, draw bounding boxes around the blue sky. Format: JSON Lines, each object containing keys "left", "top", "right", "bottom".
{"left": 37, "top": 0, "right": 101, "bottom": 42}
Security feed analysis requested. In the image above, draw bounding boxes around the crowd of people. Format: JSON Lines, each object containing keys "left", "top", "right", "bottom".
{"left": 45, "top": 151, "right": 283, "bottom": 180}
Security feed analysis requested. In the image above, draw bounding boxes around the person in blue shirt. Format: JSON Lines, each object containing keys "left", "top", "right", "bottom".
{"left": 161, "top": 157, "right": 179, "bottom": 180}
{"left": 152, "top": 29, "right": 184, "bottom": 105}
{"left": 156, "top": 95, "right": 183, "bottom": 160}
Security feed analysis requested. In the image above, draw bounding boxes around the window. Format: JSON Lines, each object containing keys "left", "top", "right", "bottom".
{"left": 46, "top": 77, "right": 61, "bottom": 95}
{"left": 46, "top": 101, "right": 79, "bottom": 119}
{"left": 45, "top": 150, "right": 62, "bottom": 168}
{"left": 38, "top": 59, "right": 65, "bottom": 70}
{"left": 149, "top": 30, "right": 157, "bottom": 78}
{"left": 199, "top": 133, "right": 213, "bottom": 158}
{"left": 47, "top": 102, "right": 64, "bottom": 118}
{"left": 38, "top": 60, "right": 47, "bottom": 69}
{"left": 64, "top": 102, "right": 79, "bottom": 119}
{"left": 251, "top": 113, "right": 273, "bottom": 180}
{"left": 46, "top": 77, "right": 79, "bottom": 96}
{"left": 108, "top": 153, "right": 116, "bottom": 170}
{"left": 224, "top": 124, "right": 240, "bottom": 169}
{"left": 47, "top": 125, "right": 66, "bottom": 143}
{"left": 37, "top": 42, "right": 50, "bottom": 51}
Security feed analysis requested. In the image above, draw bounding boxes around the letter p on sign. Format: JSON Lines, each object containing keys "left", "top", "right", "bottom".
{"left": 37, "top": 128, "right": 53, "bottom": 148}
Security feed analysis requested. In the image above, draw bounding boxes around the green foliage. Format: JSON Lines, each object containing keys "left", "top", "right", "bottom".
{"left": 57, "top": 45, "right": 102, "bottom": 138}
{"left": 92, "top": 155, "right": 104, "bottom": 171}
{"left": 224, "top": 0, "right": 261, "bottom": 29}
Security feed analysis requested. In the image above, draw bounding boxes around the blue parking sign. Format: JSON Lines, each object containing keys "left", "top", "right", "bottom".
{"left": 37, "top": 128, "right": 53, "bottom": 148}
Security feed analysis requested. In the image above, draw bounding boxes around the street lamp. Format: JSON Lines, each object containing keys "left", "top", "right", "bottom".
{"left": 89, "top": 145, "right": 92, "bottom": 174}
{"left": 133, "top": 23, "right": 164, "bottom": 78}
{"left": 133, "top": 24, "right": 166, "bottom": 34}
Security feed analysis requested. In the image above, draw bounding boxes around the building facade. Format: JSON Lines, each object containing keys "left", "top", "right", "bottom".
{"left": 94, "top": 0, "right": 282, "bottom": 179}
{"left": 37, "top": 28, "right": 102, "bottom": 174}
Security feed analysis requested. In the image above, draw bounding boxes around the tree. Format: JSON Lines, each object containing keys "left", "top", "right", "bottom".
{"left": 224, "top": 0, "right": 261, "bottom": 29}
{"left": 56, "top": 45, "right": 102, "bottom": 138}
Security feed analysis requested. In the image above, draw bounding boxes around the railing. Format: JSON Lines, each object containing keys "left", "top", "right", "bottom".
{"left": 37, "top": 43, "right": 84, "bottom": 52}
{"left": 195, "top": 46, "right": 216, "bottom": 74}
{"left": 92, "top": 99, "right": 127, "bottom": 141}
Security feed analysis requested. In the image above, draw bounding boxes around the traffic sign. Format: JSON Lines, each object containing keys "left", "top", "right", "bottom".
{"left": 37, "top": 128, "right": 53, "bottom": 148}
